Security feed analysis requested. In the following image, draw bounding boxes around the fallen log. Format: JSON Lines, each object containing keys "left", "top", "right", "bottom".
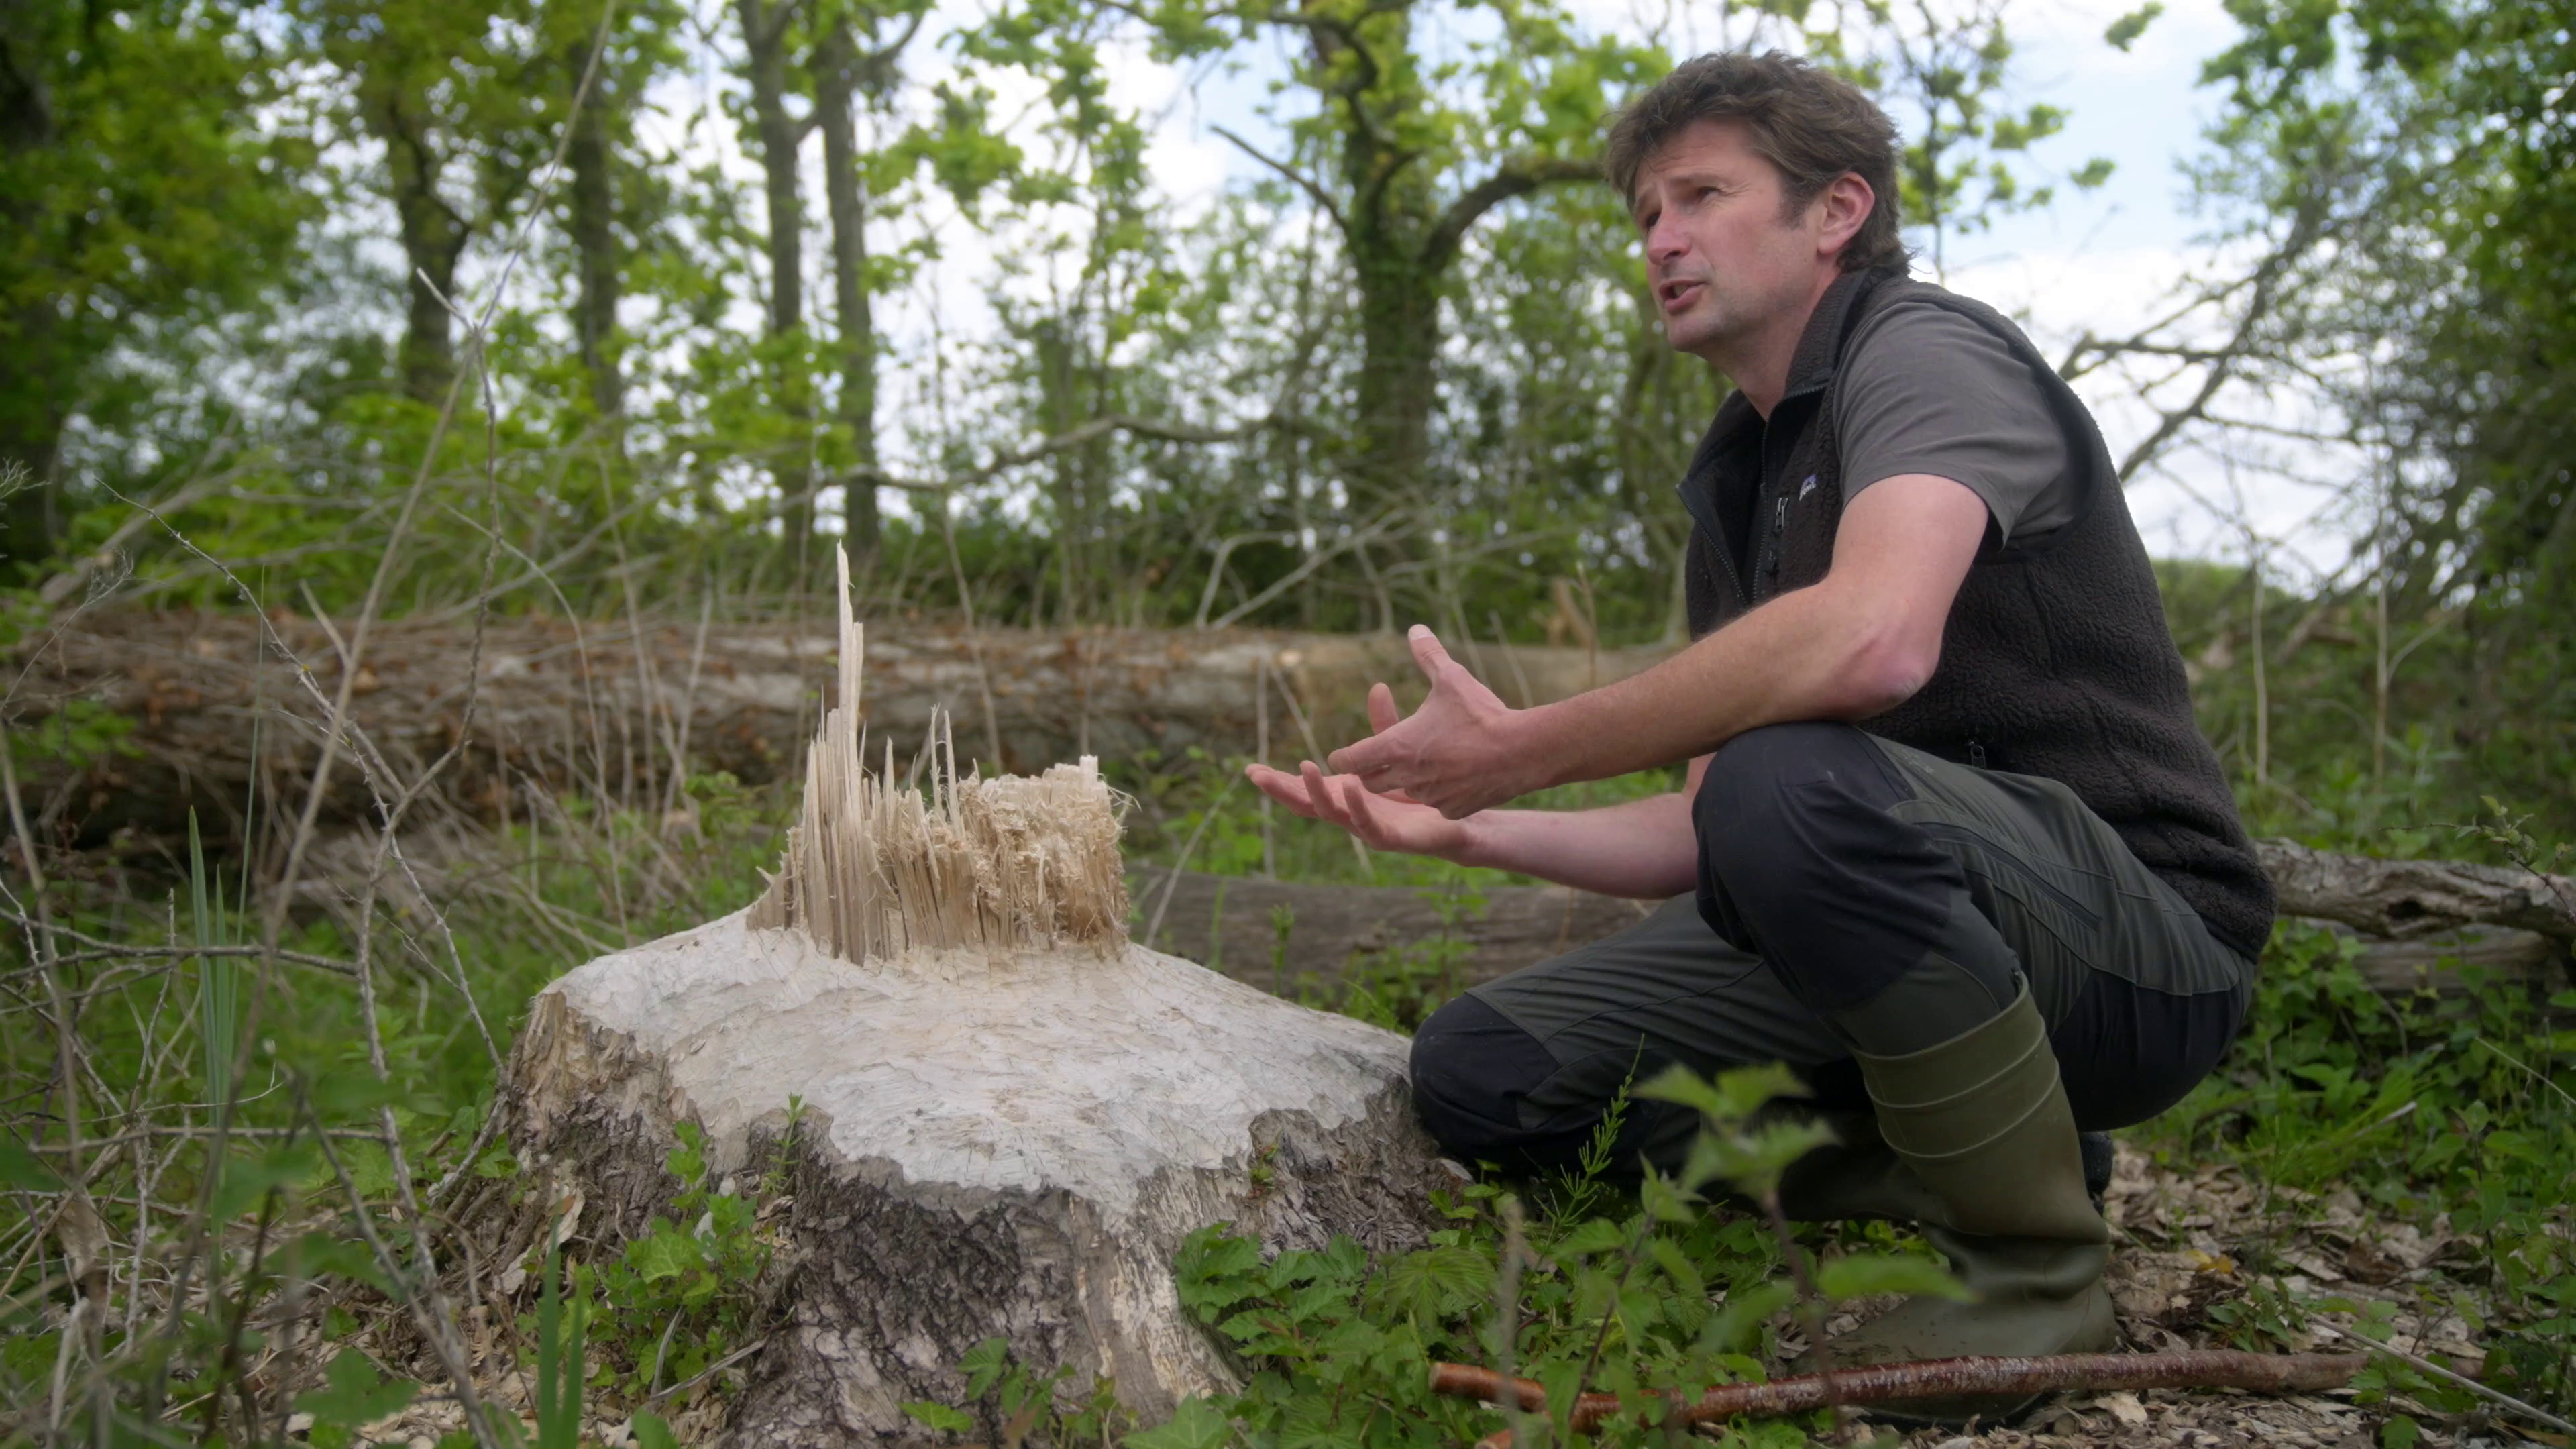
{"left": 2257, "top": 837, "right": 2576, "bottom": 941}
{"left": 1427, "top": 1350, "right": 2367, "bottom": 1440}
{"left": 15, "top": 611, "right": 2571, "bottom": 980}
{"left": 5, "top": 610, "right": 1666, "bottom": 840}
{"left": 1140, "top": 860, "right": 2572, "bottom": 1000}
{"left": 496, "top": 580, "right": 1458, "bottom": 1446}
{"left": 1128, "top": 865, "right": 1657, "bottom": 994}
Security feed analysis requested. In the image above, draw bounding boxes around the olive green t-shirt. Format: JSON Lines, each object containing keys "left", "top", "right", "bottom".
{"left": 1832, "top": 296, "right": 2082, "bottom": 550}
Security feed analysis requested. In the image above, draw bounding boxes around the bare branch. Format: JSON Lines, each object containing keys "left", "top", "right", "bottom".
{"left": 1434, "top": 1350, "right": 2367, "bottom": 1440}
{"left": 1421, "top": 154, "right": 1601, "bottom": 272}
{"left": 1212, "top": 125, "right": 1348, "bottom": 237}
{"left": 853, "top": 411, "right": 1281, "bottom": 493}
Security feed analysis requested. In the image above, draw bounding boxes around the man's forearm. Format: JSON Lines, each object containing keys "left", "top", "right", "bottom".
{"left": 1450, "top": 791, "right": 1699, "bottom": 899}
{"left": 1522, "top": 578, "right": 1922, "bottom": 790}
{"left": 1324, "top": 476, "right": 1986, "bottom": 818}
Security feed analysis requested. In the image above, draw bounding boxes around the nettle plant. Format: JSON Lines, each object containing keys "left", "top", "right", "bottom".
{"left": 583, "top": 1118, "right": 784, "bottom": 1405}
{"left": 917, "top": 1064, "right": 1964, "bottom": 1448}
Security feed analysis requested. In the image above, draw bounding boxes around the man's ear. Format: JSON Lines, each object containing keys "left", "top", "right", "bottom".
{"left": 1814, "top": 172, "right": 1876, "bottom": 260}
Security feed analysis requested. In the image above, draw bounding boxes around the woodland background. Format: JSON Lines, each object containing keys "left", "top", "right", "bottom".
{"left": 1, "top": 0, "right": 2573, "bottom": 1442}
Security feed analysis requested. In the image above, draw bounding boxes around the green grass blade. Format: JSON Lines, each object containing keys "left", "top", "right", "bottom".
{"left": 190, "top": 808, "right": 237, "bottom": 1109}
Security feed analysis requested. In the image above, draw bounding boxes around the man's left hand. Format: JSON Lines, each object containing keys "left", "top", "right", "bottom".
{"left": 1326, "top": 625, "right": 1542, "bottom": 818}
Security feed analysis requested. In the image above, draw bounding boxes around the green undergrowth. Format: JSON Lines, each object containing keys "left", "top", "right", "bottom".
{"left": 908, "top": 1065, "right": 1962, "bottom": 1449}
{"left": 7, "top": 746, "right": 2571, "bottom": 1444}
{"left": 2143, "top": 921, "right": 2576, "bottom": 1422}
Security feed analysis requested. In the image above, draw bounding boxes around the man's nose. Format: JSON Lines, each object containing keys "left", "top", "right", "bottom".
{"left": 1644, "top": 210, "right": 1688, "bottom": 264}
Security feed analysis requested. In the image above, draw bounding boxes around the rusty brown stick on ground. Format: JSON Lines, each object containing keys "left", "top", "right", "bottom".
{"left": 1430, "top": 1350, "right": 2367, "bottom": 1436}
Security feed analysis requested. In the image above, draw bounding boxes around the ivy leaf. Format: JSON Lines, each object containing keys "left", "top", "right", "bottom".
{"left": 1174, "top": 1225, "right": 1263, "bottom": 1318}
{"left": 1644, "top": 1236, "right": 1705, "bottom": 1300}
{"left": 1698, "top": 1279, "right": 1796, "bottom": 1354}
{"left": 627, "top": 1227, "right": 703, "bottom": 1283}
{"left": 1549, "top": 1218, "right": 1630, "bottom": 1259}
{"left": 961, "top": 1337, "right": 1013, "bottom": 1399}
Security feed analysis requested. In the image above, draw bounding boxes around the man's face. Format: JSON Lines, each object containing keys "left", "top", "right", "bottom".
{"left": 1629, "top": 120, "right": 1835, "bottom": 360}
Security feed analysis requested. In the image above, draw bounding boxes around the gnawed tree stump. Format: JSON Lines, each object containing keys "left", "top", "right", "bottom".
{"left": 498, "top": 560, "right": 1454, "bottom": 1446}
{"left": 504, "top": 912, "right": 1450, "bottom": 1443}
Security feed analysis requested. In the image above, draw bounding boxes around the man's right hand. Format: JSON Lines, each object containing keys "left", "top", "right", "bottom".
{"left": 1243, "top": 761, "right": 1475, "bottom": 861}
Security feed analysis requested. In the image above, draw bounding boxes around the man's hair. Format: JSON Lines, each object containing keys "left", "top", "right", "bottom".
{"left": 1603, "top": 51, "right": 1909, "bottom": 274}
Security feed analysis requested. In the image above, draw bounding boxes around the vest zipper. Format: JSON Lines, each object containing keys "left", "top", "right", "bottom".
{"left": 1968, "top": 739, "right": 1987, "bottom": 769}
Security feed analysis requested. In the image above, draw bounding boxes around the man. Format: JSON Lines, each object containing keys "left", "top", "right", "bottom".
{"left": 1246, "top": 51, "right": 2273, "bottom": 1407}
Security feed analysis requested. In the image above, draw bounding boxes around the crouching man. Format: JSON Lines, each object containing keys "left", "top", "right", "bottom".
{"left": 1248, "top": 50, "right": 2273, "bottom": 1417}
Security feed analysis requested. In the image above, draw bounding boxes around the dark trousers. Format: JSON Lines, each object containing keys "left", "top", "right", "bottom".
{"left": 1409, "top": 723, "right": 2256, "bottom": 1178}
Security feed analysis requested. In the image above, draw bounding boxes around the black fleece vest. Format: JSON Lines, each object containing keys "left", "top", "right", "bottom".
{"left": 1680, "top": 268, "right": 2277, "bottom": 961}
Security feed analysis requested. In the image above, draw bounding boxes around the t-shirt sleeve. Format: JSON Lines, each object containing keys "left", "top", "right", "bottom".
{"left": 1832, "top": 299, "right": 2074, "bottom": 549}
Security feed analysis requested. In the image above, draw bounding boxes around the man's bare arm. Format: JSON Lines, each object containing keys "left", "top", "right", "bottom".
{"left": 1325, "top": 474, "right": 1991, "bottom": 816}
{"left": 1246, "top": 756, "right": 1709, "bottom": 898}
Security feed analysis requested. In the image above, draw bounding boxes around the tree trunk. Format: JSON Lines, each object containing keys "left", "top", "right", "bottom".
{"left": 814, "top": 26, "right": 878, "bottom": 556}
{"left": 565, "top": 32, "right": 623, "bottom": 428}
{"left": 1132, "top": 865, "right": 1657, "bottom": 994}
{"left": 1348, "top": 241, "right": 1440, "bottom": 518}
{"left": 361, "top": 83, "right": 470, "bottom": 405}
{"left": 1306, "top": 8, "right": 1596, "bottom": 529}
{"left": 1317, "top": 4, "right": 1441, "bottom": 522}
{"left": 0, "top": 315, "right": 62, "bottom": 579}
{"left": 20, "top": 614, "right": 2576, "bottom": 977}
{"left": 0, "top": 9, "right": 62, "bottom": 576}
{"left": 1029, "top": 319, "right": 1101, "bottom": 622}
{"left": 737, "top": 0, "right": 813, "bottom": 573}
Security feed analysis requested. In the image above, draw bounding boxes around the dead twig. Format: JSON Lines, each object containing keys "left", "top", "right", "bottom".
{"left": 1430, "top": 1350, "right": 2369, "bottom": 1438}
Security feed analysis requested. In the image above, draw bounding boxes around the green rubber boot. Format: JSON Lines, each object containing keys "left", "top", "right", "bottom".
{"left": 1816, "top": 982, "right": 2117, "bottom": 1424}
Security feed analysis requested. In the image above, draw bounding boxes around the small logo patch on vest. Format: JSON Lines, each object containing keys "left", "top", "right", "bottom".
{"left": 1799, "top": 474, "right": 1818, "bottom": 498}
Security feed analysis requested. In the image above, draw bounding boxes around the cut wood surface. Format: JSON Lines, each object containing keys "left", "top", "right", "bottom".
{"left": 6, "top": 610, "right": 1667, "bottom": 837}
